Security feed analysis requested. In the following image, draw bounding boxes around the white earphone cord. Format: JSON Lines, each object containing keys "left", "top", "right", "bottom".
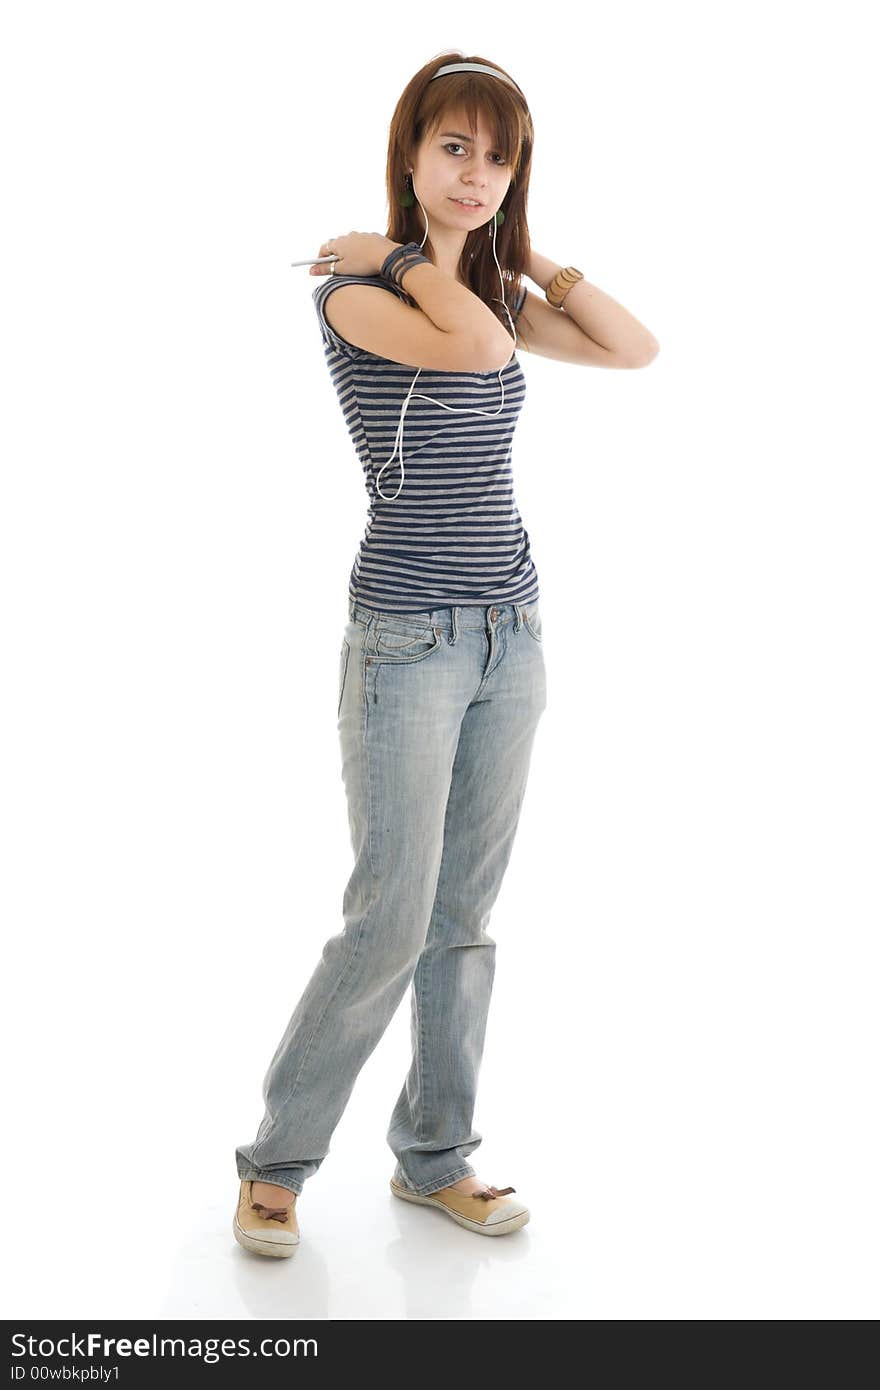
{"left": 375, "top": 179, "right": 517, "bottom": 502}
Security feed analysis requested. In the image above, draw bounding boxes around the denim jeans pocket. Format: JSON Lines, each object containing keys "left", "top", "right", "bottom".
{"left": 522, "top": 604, "right": 543, "bottom": 643}
{"left": 374, "top": 620, "right": 444, "bottom": 664}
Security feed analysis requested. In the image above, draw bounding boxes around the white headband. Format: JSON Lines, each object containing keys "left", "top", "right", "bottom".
{"left": 430, "top": 61, "right": 522, "bottom": 94}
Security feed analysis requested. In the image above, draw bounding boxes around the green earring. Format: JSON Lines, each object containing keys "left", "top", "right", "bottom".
{"left": 494, "top": 208, "right": 505, "bottom": 225}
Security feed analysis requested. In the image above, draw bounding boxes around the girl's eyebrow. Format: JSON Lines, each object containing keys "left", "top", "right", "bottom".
{"left": 439, "top": 131, "right": 500, "bottom": 149}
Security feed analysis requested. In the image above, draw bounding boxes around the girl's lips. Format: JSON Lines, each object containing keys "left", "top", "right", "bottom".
{"left": 450, "top": 198, "right": 484, "bottom": 211}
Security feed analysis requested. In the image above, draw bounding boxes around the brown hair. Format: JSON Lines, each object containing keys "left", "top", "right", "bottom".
{"left": 384, "top": 50, "right": 535, "bottom": 352}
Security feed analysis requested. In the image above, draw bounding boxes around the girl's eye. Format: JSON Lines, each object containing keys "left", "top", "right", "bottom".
{"left": 444, "top": 142, "right": 506, "bottom": 165}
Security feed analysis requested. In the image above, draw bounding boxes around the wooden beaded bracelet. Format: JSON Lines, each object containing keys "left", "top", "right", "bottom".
{"left": 546, "top": 266, "right": 585, "bottom": 309}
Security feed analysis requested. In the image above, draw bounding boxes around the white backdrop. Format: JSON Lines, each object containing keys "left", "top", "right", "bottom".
{"left": 2, "top": 1, "right": 878, "bottom": 1320}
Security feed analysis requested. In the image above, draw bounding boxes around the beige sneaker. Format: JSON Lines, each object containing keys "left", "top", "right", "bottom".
{"left": 233, "top": 1180, "right": 300, "bottom": 1258}
{"left": 390, "top": 1175, "right": 530, "bottom": 1236}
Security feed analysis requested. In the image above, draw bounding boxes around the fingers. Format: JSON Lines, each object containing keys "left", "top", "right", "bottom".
{"left": 310, "top": 242, "right": 336, "bottom": 276}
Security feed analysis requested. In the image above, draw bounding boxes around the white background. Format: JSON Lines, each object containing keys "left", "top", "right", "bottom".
{"left": 2, "top": 1, "right": 878, "bottom": 1320}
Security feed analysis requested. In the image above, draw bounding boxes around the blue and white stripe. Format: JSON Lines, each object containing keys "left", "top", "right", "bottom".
{"left": 313, "top": 272, "right": 540, "bottom": 614}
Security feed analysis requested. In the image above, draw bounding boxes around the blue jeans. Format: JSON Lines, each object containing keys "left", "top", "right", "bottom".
{"left": 235, "top": 598, "right": 547, "bottom": 1197}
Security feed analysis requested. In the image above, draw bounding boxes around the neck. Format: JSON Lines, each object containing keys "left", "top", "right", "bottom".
{"left": 416, "top": 220, "right": 469, "bottom": 285}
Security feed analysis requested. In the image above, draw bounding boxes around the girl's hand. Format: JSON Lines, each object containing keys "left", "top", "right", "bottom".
{"left": 309, "top": 232, "right": 398, "bottom": 278}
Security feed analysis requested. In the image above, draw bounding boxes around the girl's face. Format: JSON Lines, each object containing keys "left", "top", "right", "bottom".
{"left": 411, "top": 109, "right": 513, "bottom": 234}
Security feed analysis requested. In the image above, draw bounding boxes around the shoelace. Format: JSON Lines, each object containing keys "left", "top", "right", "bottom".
{"left": 473, "top": 1185, "right": 516, "bottom": 1200}
{"left": 251, "top": 1196, "right": 295, "bottom": 1223}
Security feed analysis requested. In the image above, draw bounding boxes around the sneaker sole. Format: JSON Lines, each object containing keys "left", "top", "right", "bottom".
{"left": 232, "top": 1213, "right": 300, "bottom": 1258}
{"left": 389, "top": 1178, "right": 530, "bottom": 1236}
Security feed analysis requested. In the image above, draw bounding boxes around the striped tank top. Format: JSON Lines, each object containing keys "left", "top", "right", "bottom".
{"left": 312, "top": 271, "right": 540, "bottom": 614}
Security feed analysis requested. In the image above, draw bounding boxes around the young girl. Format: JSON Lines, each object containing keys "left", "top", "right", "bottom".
{"left": 233, "top": 51, "right": 658, "bottom": 1258}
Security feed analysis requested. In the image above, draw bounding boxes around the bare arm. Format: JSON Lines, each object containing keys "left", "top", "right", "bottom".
{"left": 528, "top": 249, "right": 659, "bottom": 365}
{"left": 383, "top": 239, "right": 512, "bottom": 359}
